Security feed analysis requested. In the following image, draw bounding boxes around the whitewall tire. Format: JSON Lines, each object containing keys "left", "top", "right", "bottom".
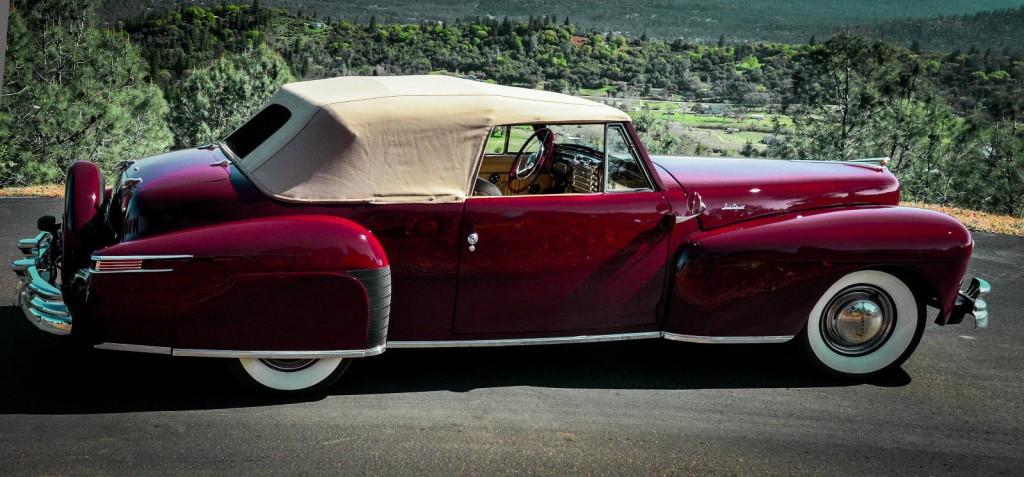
{"left": 233, "top": 358, "right": 350, "bottom": 394}
{"left": 802, "top": 270, "right": 925, "bottom": 377}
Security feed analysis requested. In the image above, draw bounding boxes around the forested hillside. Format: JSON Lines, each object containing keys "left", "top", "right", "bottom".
{"left": 3, "top": 1, "right": 1022, "bottom": 216}
{"left": 121, "top": 4, "right": 1023, "bottom": 121}
{"left": 100, "top": 0, "right": 1024, "bottom": 48}
{"left": 839, "top": 6, "right": 1024, "bottom": 51}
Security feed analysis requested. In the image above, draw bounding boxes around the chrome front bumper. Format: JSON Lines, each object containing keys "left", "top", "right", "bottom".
{"left": 950, "top": 277, "right": 991, "bottom": 329}
{"left": 11, "top": 232, "right": 72, "bottom": 335}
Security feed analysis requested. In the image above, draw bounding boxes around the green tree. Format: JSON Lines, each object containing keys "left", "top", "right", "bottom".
{"left": 740, "top": 140, "right": 755, "bottom": 157}
{"left": 975, "top": 120, "right": 1024, "bottom": 215}
{"left": 166, "top": 47, "right": 294, "bottom": 148}
{"left": 789, "top": 35, "right": 931, "bottom": 164}
{"left": 0, "top": 0, "right": 172, "bottom": 186}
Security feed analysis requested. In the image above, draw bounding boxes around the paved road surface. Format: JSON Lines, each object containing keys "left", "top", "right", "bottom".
{"left": 1, "top": 198, "right": 1021, "bottom": 475}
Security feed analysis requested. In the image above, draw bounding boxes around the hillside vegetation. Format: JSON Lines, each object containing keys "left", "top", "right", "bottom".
{"left": 2, "top": 1, "right": 1022, "bottom": 217}
{"left": 839, "top": 6, "right": 1024, "bottom": 51}
{"left": 99, "top": 0, "right": 1024, "bottom": 50}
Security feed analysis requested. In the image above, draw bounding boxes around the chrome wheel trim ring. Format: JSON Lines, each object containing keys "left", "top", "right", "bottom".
{"left": 260, "top": 358, "right": 318, "bottom": 372}
{"left": 819, "top": 285, "right": 897, "bottom": 357}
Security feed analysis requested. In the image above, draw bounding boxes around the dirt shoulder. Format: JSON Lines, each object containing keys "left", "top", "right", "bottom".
{"left": 901, "top": 202, "right": 1023, "bottom": 236}
{"left": 0, "top": 185, "right": 63, "bottom": 198}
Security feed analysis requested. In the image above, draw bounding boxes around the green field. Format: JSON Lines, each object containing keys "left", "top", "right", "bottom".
{"left": 649, "top": 110, "right": 793, "bottom": 130}
{"left": 484, "top": 126, "right": 534, "bottom": 154}
{"left": 578, "top": 86, "right": 614, "bottom": 97}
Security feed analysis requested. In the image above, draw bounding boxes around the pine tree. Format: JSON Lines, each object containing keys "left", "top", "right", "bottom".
{"left": 0, "top": 0, "right": 172, "bottom": 186}
{"left": 167, "top": 47, "right": 294, "bottom": 148}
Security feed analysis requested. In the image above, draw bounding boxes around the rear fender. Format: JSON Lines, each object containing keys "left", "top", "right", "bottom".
{"left": 86, "top": 215, "right": 390, "bottom": 352}
{"left": 62, "top": 161, "right": 105, "bottom": 286}
{"left": 665, "top": 206, "right": 972, "bottom": 337}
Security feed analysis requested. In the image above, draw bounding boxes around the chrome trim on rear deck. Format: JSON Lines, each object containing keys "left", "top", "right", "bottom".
{"left": 89, "top": 254, "right": 193, "bottom": 261}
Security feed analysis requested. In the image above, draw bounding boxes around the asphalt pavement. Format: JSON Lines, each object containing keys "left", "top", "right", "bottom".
{"left": 0, "top": 198, "right": 1021, "bottom": 476}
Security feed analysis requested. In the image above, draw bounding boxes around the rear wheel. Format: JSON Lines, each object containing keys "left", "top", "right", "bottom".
{"left": 801, "top": 270, "right": 925, "bottom": 377}
{"left": 232, "top": 357, "right": 350, "bottom": 394}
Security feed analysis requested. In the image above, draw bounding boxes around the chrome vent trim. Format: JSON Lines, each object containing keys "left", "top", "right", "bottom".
{"left": 87, "top": 254, "right": 193, "bottom": 274}
{"left": 348, "top": 266, "right": 392, "bottom": 348}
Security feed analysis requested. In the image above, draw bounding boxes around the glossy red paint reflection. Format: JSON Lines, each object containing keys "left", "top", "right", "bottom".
{"left": 72, "top": 141, "right": 974, "bottom": 351}
{"left": 652, "top": 156, "right": 900, "bottom": 229}
{"left": 455, "top": 191, "right": 671, "bottom": 335}
{"left": 665, "top": 206, "right": 972, "bottom": 337}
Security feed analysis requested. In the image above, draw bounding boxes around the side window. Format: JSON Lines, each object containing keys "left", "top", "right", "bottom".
{"left": 506, "top": 125, "right": 540, "bottom": 154}
{"left": 485, "top": 126, "right": 508, "bottom": 154}
{"left": 605, "top": 125, "right": 652, "bottom": 192}
{"left": 226, "top": 104, "right": 291, "bottom": 159}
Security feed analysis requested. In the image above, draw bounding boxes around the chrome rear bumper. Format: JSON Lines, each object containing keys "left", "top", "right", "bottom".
{"left": 11, "top": 232, "right": 71, "bottom": 335}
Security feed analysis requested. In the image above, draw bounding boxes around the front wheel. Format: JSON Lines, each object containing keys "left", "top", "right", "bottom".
{"left": 232, "top": 357, "right": 350, "bottom": 394}
{"left": 801, "top": 270, "right": 925, "bottom": 377}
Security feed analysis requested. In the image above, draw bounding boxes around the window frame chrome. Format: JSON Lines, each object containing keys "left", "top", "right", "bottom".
{"left": 604, "top": 123, "right": 655, "bottom": 194}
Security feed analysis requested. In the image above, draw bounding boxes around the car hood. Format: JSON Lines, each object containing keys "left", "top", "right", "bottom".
{"left": 651, "top": 156, "right": 900, "bottom": 229}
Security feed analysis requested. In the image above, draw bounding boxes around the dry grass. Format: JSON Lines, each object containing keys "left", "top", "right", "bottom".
{"left": 1, "top": 184, "right": 1019, "bottom": 235}
{"left": 902, "top": 202, "right": 1024, "bottom": 236}
{"left": 0, "top": 184, "right": 64, "bottom": 198}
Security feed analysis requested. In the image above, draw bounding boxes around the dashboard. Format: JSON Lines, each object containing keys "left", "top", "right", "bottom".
{"left": 549, "top": 144, "right": 604, "bottom": 194}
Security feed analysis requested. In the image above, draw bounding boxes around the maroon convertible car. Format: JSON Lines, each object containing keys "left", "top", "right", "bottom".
{"left": 12, "top": 75, "right": 991, "bottom": 393}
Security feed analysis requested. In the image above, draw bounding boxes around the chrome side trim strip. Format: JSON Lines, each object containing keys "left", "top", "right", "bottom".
{"left": 86, "top": 268, "right": 174, "bottom": 274}
{"left": 91, "top": 334, "right": 794, "bottom": 358}
{"left": 171, "top": 344, "right": 387, "bottom": 359}
{"left": 94, "top": 343, "right": 173, "bottom": 354}
{"left": 90, "top": 254, "right": 193, "bottom": 261}
{"left": 388, "top": 332, "right": 663, "bottom": 348}
{"left": 661, "top": 332, "right": 794, "bottom": 344}
{"left": 389, "top": 332, "right": 794, "bottom": 348}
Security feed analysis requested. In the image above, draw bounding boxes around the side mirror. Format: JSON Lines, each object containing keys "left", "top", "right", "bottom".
{"left": 687, "top": 192, "right": 707, "bottom": 216}
{"left": 674, "top": 192, "right": 706, "bottom": 224}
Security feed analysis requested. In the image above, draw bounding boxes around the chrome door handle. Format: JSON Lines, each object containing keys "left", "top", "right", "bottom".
{"left": 467, "top": 232, "right": 479, "bottom": 252}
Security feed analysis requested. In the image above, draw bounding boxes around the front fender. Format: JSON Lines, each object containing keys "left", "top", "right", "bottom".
{"left": 84, "top": 215, "right": 390, "bottom": 352}
{"left": 664, "top": 206, "right": 972, "bottom": 338}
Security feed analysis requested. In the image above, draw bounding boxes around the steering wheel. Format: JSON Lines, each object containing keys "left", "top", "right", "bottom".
{"left": 507, "top": 127, "right": 555, "bottom": 193}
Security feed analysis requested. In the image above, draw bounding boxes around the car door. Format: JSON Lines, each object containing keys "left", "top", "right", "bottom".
{"left": 453, "top": 124, "right": 672, "bottom": 335}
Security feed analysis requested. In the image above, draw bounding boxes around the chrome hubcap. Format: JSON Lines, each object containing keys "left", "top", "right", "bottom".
{"left": 820, "top": 285, "right": 896, "bottom": 356}
{"left": 260, "top": 358, "right": 317, "bottom": 372}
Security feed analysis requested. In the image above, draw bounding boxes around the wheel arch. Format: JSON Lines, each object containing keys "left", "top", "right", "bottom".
{"left": 862, "top": 264, "right": 934, "bottom": 311}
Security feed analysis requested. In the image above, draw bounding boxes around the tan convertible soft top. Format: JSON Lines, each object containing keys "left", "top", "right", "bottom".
{"left": 232, "top": 75, "right": 631, "bottom": 203}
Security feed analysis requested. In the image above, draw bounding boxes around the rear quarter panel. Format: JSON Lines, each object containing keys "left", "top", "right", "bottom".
{"left": 85, "top": 215, "right": 388, "bottom": 351}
